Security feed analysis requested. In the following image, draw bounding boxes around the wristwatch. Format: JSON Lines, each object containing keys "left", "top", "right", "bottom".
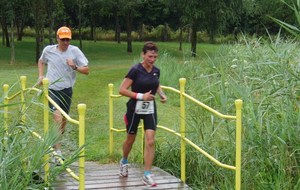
{"left": 73, "top": 65, "right": 78, "bottom": 70}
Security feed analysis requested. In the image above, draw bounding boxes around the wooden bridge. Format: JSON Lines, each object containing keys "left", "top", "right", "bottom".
{"left": 54, "top": 161, "right": 191, "bottom": 189}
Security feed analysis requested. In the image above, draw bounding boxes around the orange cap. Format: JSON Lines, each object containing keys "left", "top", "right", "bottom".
{"left": 57, "top": 26, "right": 72, "bottom": 39}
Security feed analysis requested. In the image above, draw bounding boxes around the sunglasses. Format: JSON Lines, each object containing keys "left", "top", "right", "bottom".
{"left": 60, "top": 38, "right": 70, "bottom": 42}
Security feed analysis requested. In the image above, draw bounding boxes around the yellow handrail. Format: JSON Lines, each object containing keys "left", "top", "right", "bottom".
{"left": 158, "top": 125, "right": 236, "bottom": 170}
{"left": 108, "top": 77, "right": 243, "bottom": 189}
{"left": 1, "top": 76, "right": 86, "bottom": 190}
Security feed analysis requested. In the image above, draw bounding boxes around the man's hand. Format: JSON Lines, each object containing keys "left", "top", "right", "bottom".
{"left": 37, "top": 76, "right": 44, "bottom": 85}
{"left": 66, "top": 58, "right": 77, "bottom": 70}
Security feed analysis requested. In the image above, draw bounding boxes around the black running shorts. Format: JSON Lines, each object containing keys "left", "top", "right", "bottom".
{"left": 48, "top": 87, "right": 73, "bottom": 114}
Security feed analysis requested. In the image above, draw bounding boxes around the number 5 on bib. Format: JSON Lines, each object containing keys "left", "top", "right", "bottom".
{"left": 135, "top": 100, "right": 154, "bottom": 114}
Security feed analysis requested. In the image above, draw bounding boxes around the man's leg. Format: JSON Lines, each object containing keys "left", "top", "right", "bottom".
{"left": 53, "top": 110, "right": 67, "bottom": 151}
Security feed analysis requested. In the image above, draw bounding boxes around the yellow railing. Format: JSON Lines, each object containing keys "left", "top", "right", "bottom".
{"left": 2, "top": 76, "right": 86, "bottom": 190}
{"left": 108, "top": 78, "right": 243, "bottom": 190}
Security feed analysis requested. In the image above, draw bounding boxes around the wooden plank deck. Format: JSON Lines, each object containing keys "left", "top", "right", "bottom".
{"left": 53, "top": 161, "right": 191, "bottom": 189}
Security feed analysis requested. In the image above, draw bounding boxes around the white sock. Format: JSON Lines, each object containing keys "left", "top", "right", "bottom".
{"left": 56, "top": 150, "right": 62, "bottom": 156}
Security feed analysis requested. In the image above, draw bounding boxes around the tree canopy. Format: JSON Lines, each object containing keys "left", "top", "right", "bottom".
{"left": 0, "top": 0, "right": 296, "bottom": 58}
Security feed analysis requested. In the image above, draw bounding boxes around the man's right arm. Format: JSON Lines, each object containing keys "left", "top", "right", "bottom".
{"left": 37, "top": 59, "right": 44, "bottom": 84}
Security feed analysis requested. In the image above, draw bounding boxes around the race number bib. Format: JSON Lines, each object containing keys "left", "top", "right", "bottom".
{"left": 135, "top": 100, "right": 154, "bottom": 114}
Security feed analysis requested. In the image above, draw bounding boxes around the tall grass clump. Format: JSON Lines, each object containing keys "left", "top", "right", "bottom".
{"left": 154, "top": 35, "right": 300, "bottom": 189}
{"left": 0, "top": 82, "right": 82, "bottom": 189}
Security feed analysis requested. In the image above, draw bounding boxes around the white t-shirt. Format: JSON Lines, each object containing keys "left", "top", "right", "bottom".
{"left": 40, "top": 44, "right": 88, "bottom": 90}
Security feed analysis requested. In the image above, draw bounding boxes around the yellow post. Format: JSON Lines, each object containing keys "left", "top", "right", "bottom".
{"left": 108, "top": 83, "right": 114, "bottom": 155}
{"left": 235, "top": 99, "right": 243, "bottom": 190}
{"left": 42, "top": 78, "right": 50, "bottom": 181}
{"left": 20, "top": 76, "right": 28, "bottom": 182}
{"left": 141, "top": 121, "right": 144, "bottom": 164}
{"left": 3, "top": 84, "right": 9, "bottom": 132}
{"left": 20, "top": 76, "right": 27, "bottom": 124}
{"left": 78, "top": 104, "right": 86, "bottom": 190}
{"left": 179, "top": 78, "right": 186, "bottom": 183}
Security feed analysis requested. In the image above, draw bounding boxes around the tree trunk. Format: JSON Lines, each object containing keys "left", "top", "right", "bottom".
{"left": 1, "top": 21, "right": 3, "bottom": 45}
{"left": 45, "top": 0, "right": 55, "bottom": 44}
{"left": 208, "top": 26, "right": 216, "bottom": 44}
{"left": 163, "top": 23, "right": 168, "bottom": 42}
{"left": 179, "top": 27, "right": 182, "bottom": 51}
{"left": 1, "top": 17, "right": 10, "bottom": 47}
{"left": 91, "top": 25, "right": 96, "bottom": 42}
{"left": 10, "top": 20, "right": 15, "bottom": 65}
{"left": 138, "top": 24, "right": 144, "bottom": 41}
{"left": 114, "top": 13, "right": 121, "bottom": 43}
{"left": 33, "top": 0, "right": 45, "bottom": 62}
{"left": 78, "top": 2, "right": 83, "bottom": 50}
{"left": 49, "top": 17, "right": 54, "bottom": 45}
{"left": 35, "top": 30, "right": 44, "bottom": 62}
{"left": 191, "top": 20, "right": 197, "bottom": 57}
{"left": 16, "top": 21, "right": 24, "bottom": 41}
{"left": 5, "top": 25, "right": 9, "bottom": 47}
{"left": 126, "top": 11, "right": 133, "bottom": 53}
{"left": 209, "top": 32, "right": 215, "bottom": 44}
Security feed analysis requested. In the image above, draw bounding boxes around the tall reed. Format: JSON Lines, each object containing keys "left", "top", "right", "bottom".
{"left": 155, "top": 35, "right": 300, "bottom": 189}
{"left": 0, "top": 83, "right": 82, "bottom": 189}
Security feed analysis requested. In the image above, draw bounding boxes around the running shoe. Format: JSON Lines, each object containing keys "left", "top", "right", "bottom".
{"left": 52, "top": 150, "right": 64, "bottom": 166}
{"left": 119, "top": 160, "right": 128, "bottom": 177}
{"left": 142, "top": 174, "right": 157, "bottom": 187}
